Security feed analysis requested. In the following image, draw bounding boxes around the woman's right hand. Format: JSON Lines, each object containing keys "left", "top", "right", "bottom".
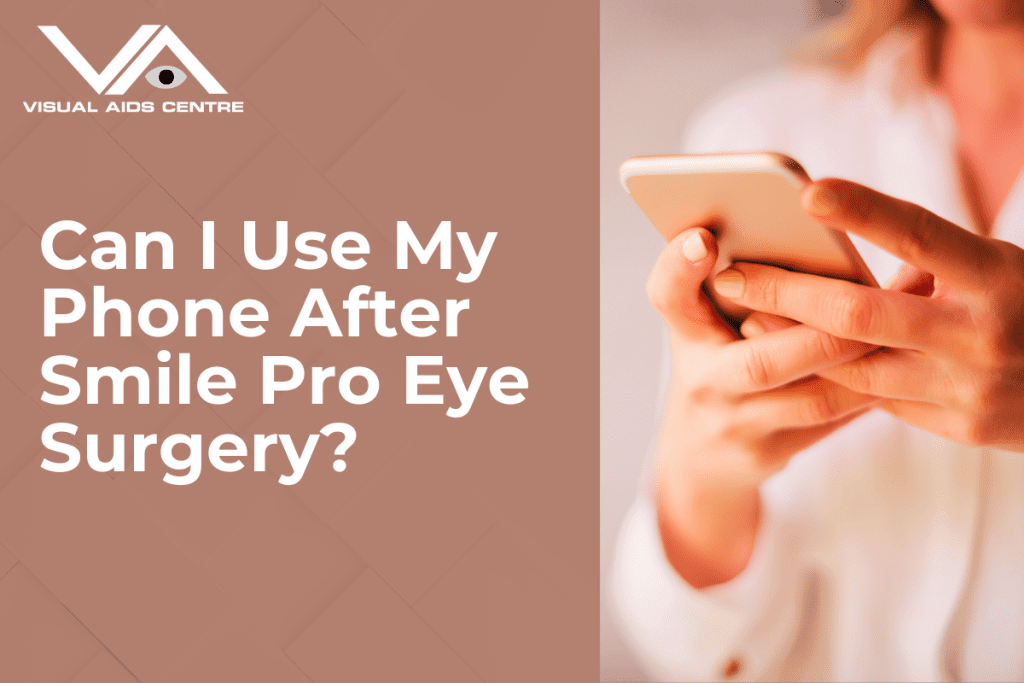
{"left": 648, "top": 227, "right": 881, "bottom": 588}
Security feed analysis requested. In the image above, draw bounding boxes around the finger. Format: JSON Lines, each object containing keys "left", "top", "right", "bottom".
{"left": 803, "top": 179, "right": 1001, "bottom": 290}
{"left": 739, "top": 312, "right": 797, "bottom": 339}
{"left": 713, "top": 262, "right": 965, "bottom": 352}
{"left": 715, "top": 322, "right": 876, "bottom": 394}
{"left": 647, "top": 228, "right": 735, "bottom": 343}
{"left": 754, "top": 406, "right": 874, "bottom": 472}
{"left": 879, "top": 399, "right": 983, "bottom": 447}
{"left": 884, "top": 263, "right": 935, "bottom": 296}
{"left": 733, "top": 376, "right": 882, "bottom": 433}
{"left": 817, "top": 348, "right": 955, "bottom": 407}
{"left": 742, "top": 264, "right": 934, "bottom": 339}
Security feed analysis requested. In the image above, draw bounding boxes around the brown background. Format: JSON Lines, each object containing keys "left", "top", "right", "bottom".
{"left": 0, "top": 0, "right": 598, "bottom": 681}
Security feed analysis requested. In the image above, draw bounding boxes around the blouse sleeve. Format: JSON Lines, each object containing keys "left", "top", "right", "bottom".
{"left": 610, "top": 470, "right": 816, "bottom": 682}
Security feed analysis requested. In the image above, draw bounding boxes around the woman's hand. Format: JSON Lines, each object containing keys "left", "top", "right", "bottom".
{"left": 648, "top": 227, "right": 881, "bottom": 587}
{"left": 718, "top": 178, "right": 1024, "bottom": 452}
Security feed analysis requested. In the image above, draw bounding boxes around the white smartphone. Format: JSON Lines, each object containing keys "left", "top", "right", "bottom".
{"left": 620, "top": 153, "right": 878, "bottom": 290}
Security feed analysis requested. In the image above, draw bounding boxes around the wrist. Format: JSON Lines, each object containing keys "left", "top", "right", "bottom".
{"left": 656, "top": 467, "right": 761, "bottom": 588}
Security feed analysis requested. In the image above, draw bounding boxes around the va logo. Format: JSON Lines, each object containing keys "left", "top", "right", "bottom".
{"left": 39, "top": 25, "right": 226, "bottom": 95}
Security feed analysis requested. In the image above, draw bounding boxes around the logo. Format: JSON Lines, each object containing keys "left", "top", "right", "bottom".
{"left": 39, "top": 25, "right": 226, "bottom": 95}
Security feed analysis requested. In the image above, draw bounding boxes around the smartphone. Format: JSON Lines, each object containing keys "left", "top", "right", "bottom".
{"left": 620, "top": 153, "right": 879, "bottom": 308}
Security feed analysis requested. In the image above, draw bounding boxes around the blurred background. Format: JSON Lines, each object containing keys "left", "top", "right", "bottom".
{"left": 599, "top": 1, "right": 843, "bottom": 679}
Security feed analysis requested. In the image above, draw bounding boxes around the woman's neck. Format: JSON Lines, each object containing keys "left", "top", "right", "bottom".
{"left": 939, "top": 25, "right": 1024, "bottom": 123}
{"left": 937, "top": 23, "right": 1024, "bottom": 232}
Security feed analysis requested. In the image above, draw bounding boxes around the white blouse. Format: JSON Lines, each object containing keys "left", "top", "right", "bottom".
{"left": 610, "top": 32, "right": 1024, "bottom": 683}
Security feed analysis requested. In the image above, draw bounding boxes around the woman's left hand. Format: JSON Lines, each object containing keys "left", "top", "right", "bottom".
{"left": 713, "top": 178, "right": 1024, "bottom": 451}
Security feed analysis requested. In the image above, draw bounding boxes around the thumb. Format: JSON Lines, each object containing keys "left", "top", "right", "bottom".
{"left": 647, "top": 228, "right": 736, "bottom": 344}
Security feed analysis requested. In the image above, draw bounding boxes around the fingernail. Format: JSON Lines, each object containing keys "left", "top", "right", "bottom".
{"left": 713, "top": 269, "right": 745, "bottom": 298}
{"left": 806, "top": 184, "right": 840, "bottom": 217}
{"left": 740, "top": 317, "right": 766, "bottom": 338}
{"left": 682, "top": 232, "right": 708, "bottom": 262}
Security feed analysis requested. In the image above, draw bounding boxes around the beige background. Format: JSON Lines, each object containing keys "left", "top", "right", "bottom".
{"left": 599, "top": 1, "right": 838, "bottom": 679}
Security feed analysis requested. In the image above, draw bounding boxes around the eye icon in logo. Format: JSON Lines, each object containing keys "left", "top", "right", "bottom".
{"left": 145, "top": 65, "right": 187, "bottom": 89}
